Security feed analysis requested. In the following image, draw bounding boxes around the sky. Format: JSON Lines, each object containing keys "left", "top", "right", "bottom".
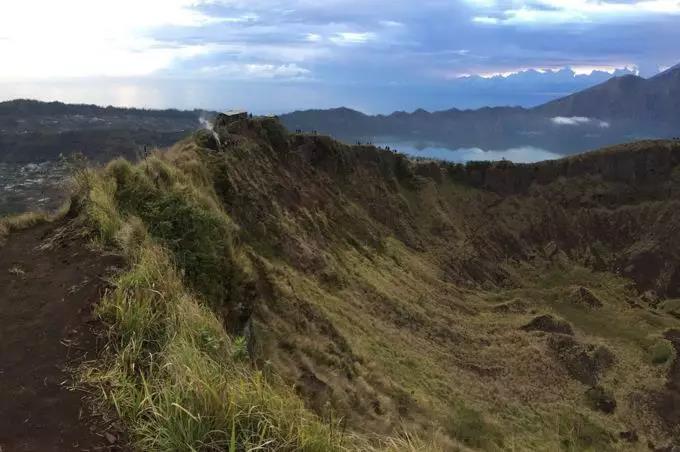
{"left": 0, "top": 0, "right": 678, "bottom": 114}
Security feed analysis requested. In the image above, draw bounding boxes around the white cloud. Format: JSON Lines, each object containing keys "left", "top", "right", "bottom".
{"left": 551, "top": 116, "right": 610, "bottom": 128}
{"left": 330, "top": 32, "right": 376, "bottom": 45}
{"left": 379, "top": 20, "right": 404, "bottom": 27}
{"left": 221, "top": 13, "right": 259, "bottom": 23}
{"left": 571, "top": 65, "right": 637, "bottom": 75}
{"left": 305, "top": 33, "right": 323, "bottom": 42}
{"left": 473, "top": 16, "right": 500, "bottom": 24}
{"left": 200, "top": 62, "right": 311, "bottom": 79}
{"left": 474, "top": 0, "right": 680, "bottom": 26}
{"left": 552, "top": 116, "right": 592, "bottom": 125}
{"left": 245, "top": 63, "right": 311, "bottom": 78}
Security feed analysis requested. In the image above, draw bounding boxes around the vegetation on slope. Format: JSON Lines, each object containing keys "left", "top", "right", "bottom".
{"left": 73, "top": 155, "right": 345, "bottom": 450}
{"left": 63, "top": 115, "right": 680, "bottom": 450}
{"left": 71, "top": 140, "right": 439, "bottom": 450}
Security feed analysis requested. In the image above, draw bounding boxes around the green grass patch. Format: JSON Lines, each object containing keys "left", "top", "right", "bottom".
{"left": 445, "top": 403, "right": 504, "bottom": 450}
{"left": 648, "top": 339, "right": 675, "bottom": 365}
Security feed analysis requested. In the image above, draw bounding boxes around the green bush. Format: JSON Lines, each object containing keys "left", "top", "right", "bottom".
{"left": 649, "top": 339, "right": 674, "bottom": 365}
{"left": 103, "top": 158, "right": 250, "bottom": 309}
{"left": 259, "top": 117, "right": 289, "bottom": 152}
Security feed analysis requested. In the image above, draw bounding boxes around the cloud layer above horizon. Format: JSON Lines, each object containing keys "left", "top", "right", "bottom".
{"left": 0, "top": 0, "right": 678, "bottom": 112}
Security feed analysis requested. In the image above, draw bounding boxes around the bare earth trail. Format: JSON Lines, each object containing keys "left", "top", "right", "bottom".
{"left": 0, "top": 222, "right": 122, "bottom": 451}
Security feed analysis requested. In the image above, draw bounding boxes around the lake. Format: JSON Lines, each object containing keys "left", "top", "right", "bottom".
{"left": 375, "top": 141, "right": 562, "bottom": 163}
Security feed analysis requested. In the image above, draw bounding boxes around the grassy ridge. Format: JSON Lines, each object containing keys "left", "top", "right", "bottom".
{"left": 73, "top": 147, "right": 441, "bottom": 450}
{"left": 75, "top": 150, "right": 347, "bottom": 450}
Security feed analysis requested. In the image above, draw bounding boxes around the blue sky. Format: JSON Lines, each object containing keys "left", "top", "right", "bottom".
{"left": 0, "top": 0, "right": 678, "bottom": 113}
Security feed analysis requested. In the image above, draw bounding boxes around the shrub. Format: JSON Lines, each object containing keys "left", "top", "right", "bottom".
{"left": 649, "top": 339, "right": 674, "bottom": 365}
{"left": 97, "top": 156, "right": 253, "bottom": 313}
{"left": 259, "top": 117, "right": 289, "bottom": 152}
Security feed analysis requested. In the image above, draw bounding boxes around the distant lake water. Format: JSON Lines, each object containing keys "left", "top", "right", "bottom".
{"left": 375, "top": 141, "right": 562, "bottom": 164}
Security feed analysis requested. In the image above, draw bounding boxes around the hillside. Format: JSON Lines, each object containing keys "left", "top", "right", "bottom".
{"left": 0, "top": 99, "right": 214, "bottom": 163}
{"left": 4, "top": 116, "right": 680, "bottom": 450}
{"left": 0, "top": 100, "right": 220, "bottom": 215}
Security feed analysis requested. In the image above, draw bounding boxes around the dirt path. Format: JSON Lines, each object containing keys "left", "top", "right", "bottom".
{"left": 0, "top": 221, "right": 122, "bottom": 451}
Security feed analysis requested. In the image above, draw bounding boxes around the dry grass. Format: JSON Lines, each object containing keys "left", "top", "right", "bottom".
{"left": 0, "top": 202, "right": 74, "bottom": 245}
{"left": 0, "top": 211, "right": 50, "bottom": 243}
{"left": 73, "top": 148, "right": 418, "bottom": 451}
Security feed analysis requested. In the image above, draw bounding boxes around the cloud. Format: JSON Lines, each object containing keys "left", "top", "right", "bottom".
{"left": 473, "top": 16, "right": 500, "bottom": 24}
{"left": 551, "top": 116, "right": 592, "bottom": 125}
{"left": 329, "top": 32, "right": 376, "bottom": 45}
{"left": 474, "top": 0, "right": 680, "bottom": 26}
{"left": 552, "top": 116, "right": 611, "bottom": 128}
{"left": 199, "top": 63, "right": 311, "bottom": 79}
{"left": 379, "top": 20, "right": 404, "bottom": 27}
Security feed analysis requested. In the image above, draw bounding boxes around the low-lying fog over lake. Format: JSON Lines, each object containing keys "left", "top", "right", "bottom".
{"left": 376, "top": 140, "right": 562, "bottom": 163}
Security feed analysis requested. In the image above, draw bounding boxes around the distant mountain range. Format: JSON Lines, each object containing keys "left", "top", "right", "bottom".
{"left": 536, "top": 64, "right": 680, "bottom": 120}
{"left": 281, "top": 64, "right": 680, "bottom": 155}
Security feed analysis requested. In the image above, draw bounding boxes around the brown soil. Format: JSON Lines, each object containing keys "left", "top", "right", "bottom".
{"left": 0, "top": 221, "right": 123, "bottom": 451}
